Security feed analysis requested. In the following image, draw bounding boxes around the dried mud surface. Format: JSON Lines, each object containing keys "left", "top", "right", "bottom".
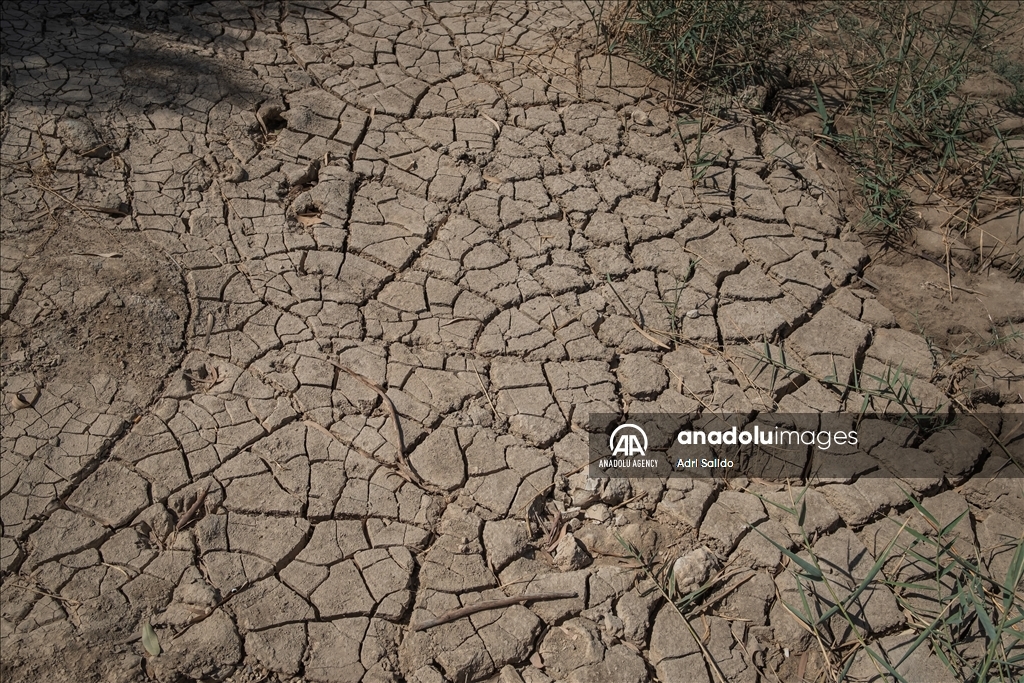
{"left": 1, "top": 3, "right": 1022, "bottom": 683}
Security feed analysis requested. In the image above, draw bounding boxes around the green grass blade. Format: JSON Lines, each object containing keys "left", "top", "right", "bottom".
{"left": 902, "top": 490, "right": 940, "bottom": 528}
{"left": 749, "top": 525, "right": 822, "bottom": 580}
{"left": 938, "top": 510, "right": 969, "bottom": 537}
{"left": 865, "top": 645, "right": 911, "bottom": 683}
{"left": 966, "top": 587, "right": 998, "bottom": 643}
{"left": 1002, "top": 540, "right": 1024, "bottom": 612}
{"left": 816, "top": 518, "right": 908, "bottom": 626}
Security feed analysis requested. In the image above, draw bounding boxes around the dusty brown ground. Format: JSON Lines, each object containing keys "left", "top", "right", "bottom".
{"left": 1, "top": 2, "right": 1022, "bottom": 683}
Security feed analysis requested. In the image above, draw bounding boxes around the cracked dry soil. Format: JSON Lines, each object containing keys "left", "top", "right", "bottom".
{"left": 1, "top": 2, "right": 1022, "bottom": 683}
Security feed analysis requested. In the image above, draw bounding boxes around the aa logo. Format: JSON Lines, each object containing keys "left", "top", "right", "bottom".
{"left": 609, "top": 423, "right": 648, "bottom": 458}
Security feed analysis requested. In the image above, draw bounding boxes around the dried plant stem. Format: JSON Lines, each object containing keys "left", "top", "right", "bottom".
{"left": 174, "top": 482, "right": 210, "bottom": 532}
{"left": 326, "top": 359, "right": 423, "bottom": 487}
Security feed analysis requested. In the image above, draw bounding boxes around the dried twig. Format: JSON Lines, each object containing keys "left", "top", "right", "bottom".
{"left": 630, "top": 319, "right": 672, "bottom": 349}
{"left": 100, "top": 561, "right": 139, "bottom": 579}
{"left": 605, "top": 274, "right": 672, "bottom": 348}
{"left": 515, "top": 455, "right": 604, "bottom": 513}
{"left": 604, "top": 273, "right": 637, "bottom": 319}
{"left": 303, "top": 420, "right": 417, "bottom": 487}
{"left": 410, "top": 592, "right": 578, "bottom": 631}
{"left": 29, "top": 181, "right": 109, "bottom": 231}
{"left": 690, "top": 567, "right": 754, "bottom": 617}
{"left": 471, "top": 359, "right": 498, "bottom": 420}
{"left": 854, "top": 273, "right": 880, "bottom": 290}
{"left": 205, "top": 312, "right": 214, "bottom": 349}
{"left": 327, "top": 360, "right": 422, "bottom": 486}
{"left": 480, "top": 112, "right": 501, "bottom": 134}
{"left": 70, "top": 251, "right": 122, "bottom": 258}
{"left": 330, "top": 361, "right": 405, "bottom": 453}
{"left": 545, "top": 523, "right": 568, "bottom": 553}
{"left": 944, "top": 234, "right": 954, "bottom": 303}
{"left": 81, "top": 203, "right": 129, "bottom": 217}
{"left": 5, "top": 152, "right": 44, "bottom": 165}
{"left": 610, "top": 490, "right": 648, "bottom": 511}
{"left": 174, "top": 483, "right": 210, "bottom": 532}
{"left": 544, "top": 509, "right": 563, "bottom": 548}
{"left": 924, "top": 281, "right": 983, "bottom": 296}
{"left": 183, "top": 364, "right": 220, "bottom": 393}
{"left": 14, "top": 583, "right": 81, "bottom": 606}
{"left": 513, "top": 482, "right": 557, "bottom": 517}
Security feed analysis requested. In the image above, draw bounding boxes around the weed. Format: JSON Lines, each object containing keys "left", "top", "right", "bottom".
{"left": 749, "top": 342, "right": 949, "bottom": 430}
{"left": 811, "top": 83, "right": 837, "bottom": 137}
{"left": 616, "top": 533, "right": 733, "bottom": 683}
{"left": 806, "top": 1, "right": 1020, "bottom": 245}
{"left": 678, "top": 113, "right": 722, "bottom": 182}
{"left": 988, "top": 324, "right": 1024, "bottom": 353}
{"left": 658, "top": 257, "right": 698, "bottom": 336}
{"left": 591, "top": 0, "right": 806, "bottom": 103}
{"left": 855, "top": 162, "right": 916, "bottom": 244}
{"left": 596, "top": 0, "right": 1024, "bottom": 248}
{"left": 625, "top": 485, "right": 1024, "bottom": 681}
{"left": 762, "top": 487, "right": 1023, "bottom": 681}
{"left": 889, "top": 494, "right": 1024, "bottom": 682}
{"left": 993, "top": 56, "right": 1024, "bottom": 115}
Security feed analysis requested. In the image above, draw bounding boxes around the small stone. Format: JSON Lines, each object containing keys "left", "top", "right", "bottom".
{"left": 572, "top": 488, "right": 601, "bottom": 508}
{"left": 98, "top": 193, "right": 131, "bottom": 215}
{"left": 600, "top": 477, "right": 631, "bottom": 506}
{"left": 224, "top": 162, "right": 247, "bottom": 183}
{"left": 553, "top": 533, "right": 592, "bottom": 571}
{"left": 499, "top": 665, "right": 527, "bottom": 683}
{"left": 284, "top": 160, "right": 318, "bottom": 186}
{"left": 671, "top": 546, "right": 718, "bottom": 594}
{"left": 57, "top": 117, "right": 109, "bottom": 157}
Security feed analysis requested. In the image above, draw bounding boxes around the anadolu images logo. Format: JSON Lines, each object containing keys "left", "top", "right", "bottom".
{"left": 609, "top": 423, "right": 648, "bottom": 458}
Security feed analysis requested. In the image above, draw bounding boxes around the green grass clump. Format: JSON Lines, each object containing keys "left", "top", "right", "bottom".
{"left": 760, "top": 488, "right": 1024, "bottom": 682}
{"left": 993, "top": 57, "right": 1024, "bottom": 114}
{"left": 854, "top": 161, "right": 916, "bottom": 246}
{"left": 623, "top": 486, "right": 1024, "bottom": 681}
{"left": 590, "top": 0, "right": 802, "bottom": 102}
{"left": 750, "top": 342, "right": 949, "bottom": 428}
{"left": 592, "top": 0, "right": 1024, "bottom": 249}
{"left": 803, "top": 1, "right": 1022, "bottom": 246}
{"left": 890, "top": 494, "right": 1024, "bottom": 682}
